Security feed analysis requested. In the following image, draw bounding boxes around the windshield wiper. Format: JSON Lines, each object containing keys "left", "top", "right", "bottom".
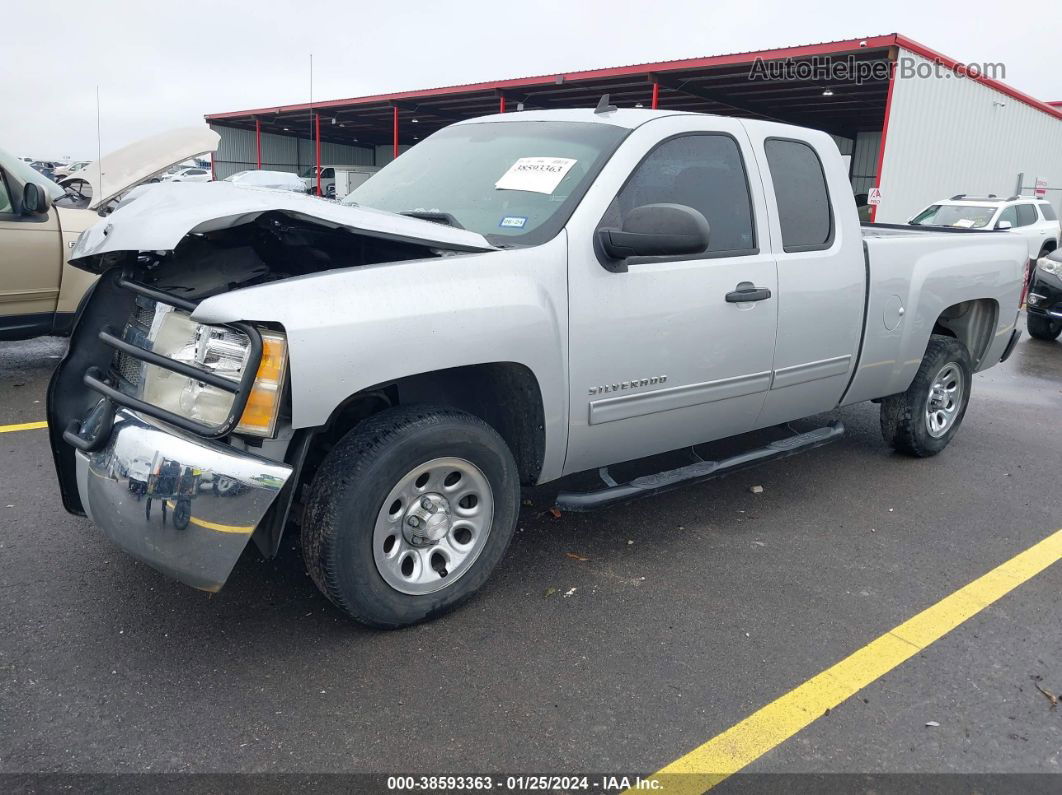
{"left": 399, "top": 210, "right": 465, "bottom": 229}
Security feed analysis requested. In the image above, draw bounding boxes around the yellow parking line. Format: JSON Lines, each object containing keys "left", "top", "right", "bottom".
{"left": 163, "top": 500, "right": 254, "bottom": 534}
{"left": 0, "top": 421, "right": 47, "bottom": 433}
{"left": 641, "top": 528, "right": 1062, "bottom": 794}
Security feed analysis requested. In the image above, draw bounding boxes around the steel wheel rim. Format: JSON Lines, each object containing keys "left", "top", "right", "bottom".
{"left": 925, "top": 361, "right": 963, "bottom": 438}
{"left": 372, "top": 456, "right": 494, "bottom": 595}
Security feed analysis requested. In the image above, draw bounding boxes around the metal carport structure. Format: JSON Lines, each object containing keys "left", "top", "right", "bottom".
{"left": 205, "top": 33, "right": 1062, "bottom": 222}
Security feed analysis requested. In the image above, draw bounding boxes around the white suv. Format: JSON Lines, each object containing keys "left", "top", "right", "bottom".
{"left": 910, "top": 195, "right": 1060, "bottom": 261}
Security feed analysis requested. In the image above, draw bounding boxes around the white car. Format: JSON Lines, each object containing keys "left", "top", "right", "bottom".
{"left": 910, "top": 195, "right": 1060, "bottom": 261}
{"left": 163, "top": 166, "right": 212, "bottom": 183}
{"left": 53, "top": 160, "right": 91, "bottom": 179}
{"left": 224, "top": 169, "right": 308, "bottom": 193}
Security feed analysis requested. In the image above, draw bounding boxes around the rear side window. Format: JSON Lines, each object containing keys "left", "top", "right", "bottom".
{"left": 1037, "top": 203, "right": 1057, "bottom": 222}
{"left": 1015, "top": 204, "right": 1038, "bottom": 227}
{"left": 764, "top": 138, "right": 833, "bottom": 252}
{"left": 600, "top": 133, "right": 756, "bottom": 254}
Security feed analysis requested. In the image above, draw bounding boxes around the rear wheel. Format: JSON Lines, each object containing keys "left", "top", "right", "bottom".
{"left": 301, "top": 406, "right": 520, "bottom": 628}
{"left": 880, "top": 335, "right": 972, "bottom": 457}
{"left": 1027, "top": 312, "right": 1062, "bottom": 341}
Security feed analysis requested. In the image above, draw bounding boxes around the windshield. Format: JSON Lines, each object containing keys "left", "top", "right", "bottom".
{"left": 300, "top": 166, "right": 317, "bottom": 178}
{"left": 0, "top": 145, "right": 66, "bottom": 200}
{"left": 342, "top": 120, "right": 628, "bottom": 245}
{"left": 911, "top": 203, "right": 996, "bottom": 228}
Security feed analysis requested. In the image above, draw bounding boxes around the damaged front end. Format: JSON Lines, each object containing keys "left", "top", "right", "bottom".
{"left": 49, "top": 183, "right": 494, "bottom": 590}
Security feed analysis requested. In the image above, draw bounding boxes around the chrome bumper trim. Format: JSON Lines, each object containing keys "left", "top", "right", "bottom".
{"left": 75, "top": 409, "right": 292, "bottom": 591}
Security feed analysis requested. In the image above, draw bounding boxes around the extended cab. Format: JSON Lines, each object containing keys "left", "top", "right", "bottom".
{"left": 49, "top": 109, "right": 1027, "bottom": 627}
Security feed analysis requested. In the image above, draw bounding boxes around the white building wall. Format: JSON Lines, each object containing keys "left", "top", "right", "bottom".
{"left": 877, "top": 49, "right": 1062, "bottom": 223}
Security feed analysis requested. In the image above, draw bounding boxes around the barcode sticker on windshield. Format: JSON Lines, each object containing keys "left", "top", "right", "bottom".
{"left": 495, "top": 157, "right": 577, "bottom": 194}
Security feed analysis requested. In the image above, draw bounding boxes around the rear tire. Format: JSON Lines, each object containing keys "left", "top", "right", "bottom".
{"left": 301, "top": 405, "right": 520, "bottom": 628}
{"left": 880, "top": 334, "right": 972, "bottom": 457}
{"left": 1027, "top": 312, "right": 1062, "bottom": 341}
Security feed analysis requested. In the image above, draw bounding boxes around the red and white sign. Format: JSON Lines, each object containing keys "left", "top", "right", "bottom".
{"left": 868, "top": 187, "right": 883, "bottom": 206}
{"left": 1034, "top": 177, "right": 1048, "bottom": 198}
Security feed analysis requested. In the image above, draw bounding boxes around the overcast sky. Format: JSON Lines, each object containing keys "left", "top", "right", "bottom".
{"left": 4, "top": 0, "right": 1059, "bottom": 160}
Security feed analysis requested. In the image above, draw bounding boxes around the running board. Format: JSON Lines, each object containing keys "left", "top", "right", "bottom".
{"left": 555, "top": 421, "right": 845, "bottom": 512}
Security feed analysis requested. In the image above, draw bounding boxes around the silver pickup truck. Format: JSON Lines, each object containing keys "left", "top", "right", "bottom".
{"left": 49, "top": 108, "right": 1025, "bottom": 628}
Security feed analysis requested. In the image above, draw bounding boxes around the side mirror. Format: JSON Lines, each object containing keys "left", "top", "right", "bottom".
{"left": 996, "top": 220, "right": 1012, "bottom": 230}
{"left": 597, "top": 203, "right": 710, "bottom": 269}
{"left": 22, "top": 182, "right": 51, "bottom": 215}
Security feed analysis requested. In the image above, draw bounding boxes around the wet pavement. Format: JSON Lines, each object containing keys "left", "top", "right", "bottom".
{"left": 1, "top": 325, "right": 1059, "bottom": 783}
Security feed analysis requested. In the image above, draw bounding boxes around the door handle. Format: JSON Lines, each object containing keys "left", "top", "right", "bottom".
{"left": 725, "top": 282, "right": 772, "bottom": 303}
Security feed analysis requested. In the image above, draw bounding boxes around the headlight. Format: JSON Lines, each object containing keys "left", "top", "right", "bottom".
{"left": 140, "top": 308, "right": 287, "bottom": 437}
{"left": 1037, "top": 256, "right": 1062, "bottom": 277}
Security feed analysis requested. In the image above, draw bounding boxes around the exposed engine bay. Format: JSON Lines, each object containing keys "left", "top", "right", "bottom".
{"left": 87, "top": 211, "right": 458, "bottom": 300}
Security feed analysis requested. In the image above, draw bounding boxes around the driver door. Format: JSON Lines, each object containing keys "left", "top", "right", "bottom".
{"left": 563, "top": 117, "right": 778, "bottom": 474}
{"left": 0, "top": 168, "right": 62, "bottom": 334}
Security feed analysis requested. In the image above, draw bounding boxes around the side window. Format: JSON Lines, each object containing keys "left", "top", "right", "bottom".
{"left": 0, "top": 173, "right": 12, "bottom": 214}
{"left": 1015, "top": 204, "right": 1037, "bottom": 227}
{"left": 321, "top": 168, "right": 335, "bottom": 179}
{"left": 996, "top": 206, "right": 1017, "bottom": 228}
{"left": 764, "top": 138, "right": 833, "bottom": 252}
{"left": 1041, "top": 203, "right": 1058, "bottom": 222}
{"left": 601, "top": 134, "right": 756, "bottom": 254}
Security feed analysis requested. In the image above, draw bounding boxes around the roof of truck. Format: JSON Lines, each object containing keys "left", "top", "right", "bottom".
{"left": 453, "top": 107, "right": 694, "bottom": 129}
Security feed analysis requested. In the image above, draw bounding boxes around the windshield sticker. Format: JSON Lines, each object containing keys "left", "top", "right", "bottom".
{"left": 499, "top": 216, "right": 528, "bottom": 229}
{"left": 495, "top": 157, "right": 577, "bottom": 194}
{"left": 953, "top": 218, "right": 975, "bottom": 228}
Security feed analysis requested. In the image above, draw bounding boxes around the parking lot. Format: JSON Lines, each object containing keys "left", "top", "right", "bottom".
{"left": 1, "top": 326, "right": 1059, "bottom": 787}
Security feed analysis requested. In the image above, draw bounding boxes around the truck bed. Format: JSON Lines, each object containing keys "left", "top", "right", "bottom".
{"left": 842, "top": 224, "right": 1027, "bottom": 406}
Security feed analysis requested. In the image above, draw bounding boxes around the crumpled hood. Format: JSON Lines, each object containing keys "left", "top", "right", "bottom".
{"left": 69, "top": 181, "right": 496, "bottom": 270}
{"left": 62, "top": 126, "right": 220, "bottom": 211}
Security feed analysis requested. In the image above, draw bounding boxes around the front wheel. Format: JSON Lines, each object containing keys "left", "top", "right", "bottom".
{"left": 880, "top": 335, "right": 973, "bottom": 457}
{"left": 301, "top": 406, "right": 520, "bottom": 628}
{"left": 1027, "top": 312, "right": 1062, "bottom": 341}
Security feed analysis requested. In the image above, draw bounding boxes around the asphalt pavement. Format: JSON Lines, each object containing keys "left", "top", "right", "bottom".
{"left": 0, "top": 328, "right": 1059, "bottom": 788}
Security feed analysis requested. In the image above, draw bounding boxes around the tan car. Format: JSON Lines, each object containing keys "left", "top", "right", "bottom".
{"left": 0, "top": 127, "right": 219, "bottom": 340}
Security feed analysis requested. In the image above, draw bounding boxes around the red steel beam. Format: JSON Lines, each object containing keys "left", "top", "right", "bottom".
{"left": 315, "top": 113, "right": 322, "bottom": 196}
{"left": 869, "top": 59, "right": 897, "bottom": 223}
{"left": 651, "top": 80, "right": 659, "bottom": 110}
{"left": 255, "top": 118, "right": 262, "bottom": 169}
{"left": 499, "top": 95, "right": 506, "bottom": 113}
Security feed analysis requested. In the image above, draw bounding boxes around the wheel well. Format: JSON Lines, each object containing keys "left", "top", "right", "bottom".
{"left": 932, "top": 299, "right": 998, "bottom": 367}
{"left": 315, "top": 362, "right": 546, "bottom": 486}
{"left": 1041, "top": 240, "right": 1056, "bottom": 255}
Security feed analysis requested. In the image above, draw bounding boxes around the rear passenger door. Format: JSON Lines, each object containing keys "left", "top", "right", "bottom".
{"left": 743, "top": 127, "right": 866, "bottom": 426}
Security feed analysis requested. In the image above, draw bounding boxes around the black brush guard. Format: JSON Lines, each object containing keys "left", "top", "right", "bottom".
{"left": 49, "top": 269, "right": 263, "bottom": 514}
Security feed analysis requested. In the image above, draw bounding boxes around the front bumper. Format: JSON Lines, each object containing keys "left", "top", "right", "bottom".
{"left": 75, "top": 408, "right": 292, "bottom": 591}
{"left": 1027, "top": 268, "right": 1062, "bottom": 319}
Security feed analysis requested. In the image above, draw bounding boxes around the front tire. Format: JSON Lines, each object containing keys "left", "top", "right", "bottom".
{"left": 880, "top": 335, "right": 972, "bottom": 457}
{"left": 301, "top": 406, "right": 520, "bottom": 628}
{"left": 1027, "top": 312, "right": 1062, "bottom": 341}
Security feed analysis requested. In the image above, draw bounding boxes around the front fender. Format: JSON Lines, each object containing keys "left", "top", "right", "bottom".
{"left": 193, "top": 234, "right": 570, "bottom": 482}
